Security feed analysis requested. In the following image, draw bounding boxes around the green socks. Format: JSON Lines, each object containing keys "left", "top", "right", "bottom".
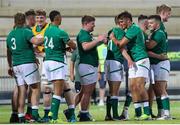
{"left": 106, "top": 96, "right": 112, "bottom": 117}
{"left": 50, "top": 95, "right": 61, "bottom": 120}
{"left": 134, "top": 102, "right": 142, "bottom": 117}
{"left": 110, "top": 96, "right": 119, "bottom": 118}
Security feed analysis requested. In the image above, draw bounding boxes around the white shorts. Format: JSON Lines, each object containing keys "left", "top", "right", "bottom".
{"left": 128, "top": 58, "right": 150, "bottom": 79}
{"left": 78, "top": 64, "right": 98, "bottom": 85}
{"left": 151, "top": 60, "right": 170, "bottom": 82}
{"left": 44, "top": 60, "right": 65, "bottom": 81}
{"left": 105, "top": 60, "right": 123, "bottom": 81}
{"left": 13, "top": 63, "right": 40, "bottom": 86}
{"left": 41, "top": 62, "right": 48, "bottom": 84}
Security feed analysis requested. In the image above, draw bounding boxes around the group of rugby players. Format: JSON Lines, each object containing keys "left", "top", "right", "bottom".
{"left": 6, "top": 4, "right": 172, "bottom": 123}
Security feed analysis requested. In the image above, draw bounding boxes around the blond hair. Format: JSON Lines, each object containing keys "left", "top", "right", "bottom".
{"left": 156, "top": 4, "right": 171, "bottom": 14}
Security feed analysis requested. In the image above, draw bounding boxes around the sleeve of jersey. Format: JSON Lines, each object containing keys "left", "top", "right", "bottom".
{"left": 61, "top": 31, "right": 70, "bottom": 44}
{"left": 151, "top": 32, "right": 163, "bottom": 44}
{"left": 25, "top": 29, "right": 34, "bottom": 42}
{"left": 78, "top": 32, "right": 91, "bottom": 43}
{"left": 125, "top": 27, "right": 137, "bottom": 40}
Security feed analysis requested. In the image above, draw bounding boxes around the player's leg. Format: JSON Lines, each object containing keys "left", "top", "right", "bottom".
{"left": 148, "top": 83, "right": 156, "bottom": 118}
{"left": 45, "top": 61, "right": 66, "bottom": 123}
{"left": 41, "top": 62, "right": 52, "bottom": 122}
{"left": 63, "top": 82, "right": 76, "bottom": 122}
{"left": 25, "top": 85, "right": 33, "bottom": 121}
{"left": 24, "top": 63, "right": 41, "bottom": 122}
{"left": 10, "top": 85, "right": 19, "bottom": 123}
{"left": 78, "top": 64, "right": 97, "bottom": 121}
{"left": 109, "top": 81, "right": 121, "bottom": 120}
{"left": 119, "top": 92, "right": 132, "bottom": 120}
{"left": 98, "top": 72, "right": 106, "bottom": 106}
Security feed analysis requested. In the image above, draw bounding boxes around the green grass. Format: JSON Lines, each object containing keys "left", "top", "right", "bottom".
{"left": 0, "top": 101, "right": 180, "bottom": 124}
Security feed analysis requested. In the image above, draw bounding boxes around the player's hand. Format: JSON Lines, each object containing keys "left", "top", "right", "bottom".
{"left": 8, "top": 67, "right": 14, "bottom": 77}
{"left": 127, "top": 59, "right": 134, "bottom": 68}
{"left": 97, "top": 34, "right": 107, "bottom": 43}
{"left": 160, "top": 53, "right": 169, "bottom": 60}
{"left": 110, "top": 33, "right": 118, "bottom": 45}
{"left": 66, "top": 47, "right": 73, "bottom": 53}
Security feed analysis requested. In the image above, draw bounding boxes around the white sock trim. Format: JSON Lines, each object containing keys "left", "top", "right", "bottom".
{"left": 143, "top": 101, "right": 149, "bottom": 107}
{"left": 18, "top": 113, "right": 25, "bottom": 117}
{"left": 161, "top": 95, "right": 169, "bottom": 100}
{"left": 110, "top": 96, "right": 119, "bottom": 100}
{"left": 44, "top": 106, "right": 51, "bottom": 110}
{"left": 53, "top": 95, "right": 61, "bottom": 100}
{"left": 32, "top": 105, "right": 39, "bottom": 109}
{"left": 68, "top": 105, "right": 75, "bottom": 109}
{"left": 80, "top": 110, "right": 88, "bottom": 113}
{"left": 134, "top": 103, "right": 142, "bottom": 108}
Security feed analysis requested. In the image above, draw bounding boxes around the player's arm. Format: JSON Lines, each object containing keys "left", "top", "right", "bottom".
{"left": 7, "top": 48, "right": 13, "bottom": 76}
{"left": 67, "top": 40, "right": 76, "bottom": 50}
{"left": 148, "top": 51, "right": 168, "bottom": 60}
{"left": 70, "top": 51, "right": 76, "bottom": 81}
{"left": 82, "top": 34, "right": 107, "bottom": 51}
{"left": 30, "top": 36, "right": 44, "bottom": 45}
{"left": 121, "top": 48, "right": 134, "bottom": 68}
{"left": 145, "top": 40, "right": 157, "bottom": 49}
{"left": 110, "top": 33, "right": 129, "bottom": 48}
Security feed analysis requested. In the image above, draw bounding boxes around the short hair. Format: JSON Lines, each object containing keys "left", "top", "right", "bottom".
{"left": 14, "top": 12, "right": 26, "bottom": 26}
{"left": 117, "top": 11, "right": 132, "bottom": 22}
{"left": 81, "top": 15, "right": 95, "bottom": 24}
{"left": 148, "top": 15, "right": 161, "bottom": 22}
{"left": 156, "top": 4, "right": 171, "bottom": 14}
{"left": 138, "top": 14, "right": 148, "bottom": 22}
{"left": 49, "top": 10, "right": 61, "bottom": 22}
{"left": 36, "top": 9, "right": 46, "bottom": 16}
{"left": 25, "top": 9, "right": 35, "bottom": 17}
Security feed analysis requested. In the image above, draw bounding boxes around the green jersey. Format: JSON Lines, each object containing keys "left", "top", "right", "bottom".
{"left": 125, "top": 23, "right": 148, "bottom": 62}
{"left": 44, "top": 24, "right": 70, "bottom": 63}
{"left": 77, "top": 29, "right": 98, "bottom": 67}
{"left": 160, "top": 21, "right": 168, "bottom": 52}
{"left": 97, "top": 44, "right": 107, "bottom": 72}
{"left": 71, "top": 49, "right": 80, "bottom": 82}
{"left": 6, "top": 26, "right": 36, "bottom": 66}
{"left": 149, "top": 29, "right": 167, "bottom": 64}
{"left": 106, "top": 27, "right": 124, "bottom": 63}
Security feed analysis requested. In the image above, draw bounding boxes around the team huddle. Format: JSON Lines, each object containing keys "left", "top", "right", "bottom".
{"left": 6, "top": 4, "right": 172, "bottom": 123}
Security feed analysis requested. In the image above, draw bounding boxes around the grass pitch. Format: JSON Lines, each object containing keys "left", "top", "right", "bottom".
{"left": 0, "top": 101, "right": 180, "bottom": 124}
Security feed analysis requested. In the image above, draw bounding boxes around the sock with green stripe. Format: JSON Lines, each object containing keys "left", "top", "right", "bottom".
{"left": 110, "top": 96, "right": 119, "bottom": 118}
{"left": 161, "top": 95, "right": 170, "bottom": 116}
{"left": 156, "top": 96, "right": 163, "bottom": 116}
{"left": 31, "top": 106, "right": 39, "bottom": 120}
{"left": 49, "top": 95, "right": 61, "bottom": 120}
{"left": 106, "top": 96, "right": 112, "bottom": 117}
{"left": 134, "top": 102, "right": 142, "bottom": 117}
{"left": 142, "top": 101, "right": 150, "bottom": 115}
{"left": 26, "top": 103, "right": 32, "bottom": 115}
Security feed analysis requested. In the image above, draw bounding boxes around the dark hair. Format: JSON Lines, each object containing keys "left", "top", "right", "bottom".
{"left": 148, "top": 15, "right": 161, "bottom": 22}
{"left": 81, "top": 15, "right": 95, "bottom": 24}
{"left": 138, "top": 14, "right": 148, "bottom": 22}
{"left": 117, "top": 11, "right": 132, "bottom": 22}
{"left": 36, "top": 9, "right": 46, "bottom": 16}
{"left": 156, "top": 4, "right": 171, "bottom": 14}
{"left": 49, "top": 10, "right": 61, "bottom": 22}
{"left": 14, "top": 12, "right": 26, "bottom": 26}
{"left": 25, "top": 9, "right": 35, "bottom": 17}
{"left": 114, "top": 15, "right": 118, "bottom": 25}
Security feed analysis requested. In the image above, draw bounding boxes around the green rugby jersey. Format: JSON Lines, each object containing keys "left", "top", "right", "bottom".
{"left": 149, "top": 29, "right": 167, "bottom": 64}
{"left": 77, "top": 29, "right": 98, "bottom": 67}
{"left": 125, "top": 23, "right": 148, "bottom": 62}
{"left": 6, "top": 26, "right": 36, "bottom": 66}
{"left": 106, "top": 27, "right": 124, "bottom": 63}
{"left": 44, "top": 24, "right": 70, "bottom": 63}
{"left": 160, "top": 21, "right": 168, "bottom": 52}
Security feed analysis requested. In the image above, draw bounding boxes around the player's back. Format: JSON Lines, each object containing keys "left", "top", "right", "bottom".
{"left": 6, "top": 26, "right": 36, "bottom": 66}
